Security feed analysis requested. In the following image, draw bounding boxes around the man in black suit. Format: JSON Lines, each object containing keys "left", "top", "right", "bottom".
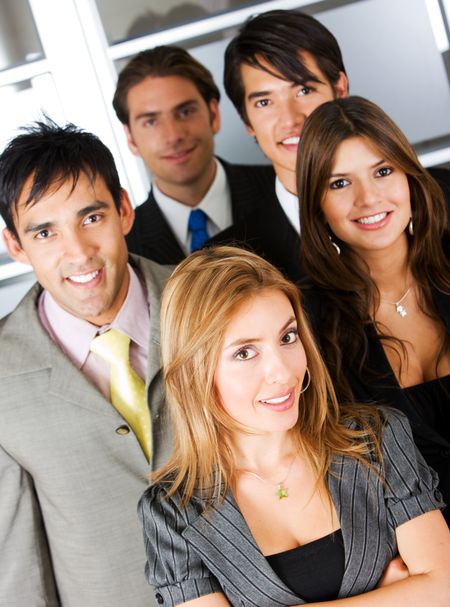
{"left": 224, "top": 9, "right": 450, "bottom": 283}
{"left": 113, "top": 45, "right": 275, "bottom": 265}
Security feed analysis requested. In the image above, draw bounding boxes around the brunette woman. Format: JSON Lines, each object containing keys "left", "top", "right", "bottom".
{"left": 297, "top": 95, "right": 450, "bottom": 524}
{"left": 139, "top": 245, "right": 448, "bottom": 607}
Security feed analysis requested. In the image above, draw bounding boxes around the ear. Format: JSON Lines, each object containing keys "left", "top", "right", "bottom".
{"left": 208, "top": 98, "right": 221, "bottom": 135}
{"left": 118, "top": 189, "right": 135, "bottom": 236}
{"left": 2, "top": 228, "right": 31, "bottom": 265}
{"left": 334, "top": 71, "right": 349, "bottom": 99}
{"left": 123, "top": 124, "right": 140, "bottom": 157}
{"left": 244, "top": 120, "right": 256, "bottom": 138}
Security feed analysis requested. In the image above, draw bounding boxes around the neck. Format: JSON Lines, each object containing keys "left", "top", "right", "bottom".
{"left": 231, "top": 430, "right": 296, "bottom": 473}
{"left": 276, "top": 168, "right": 297, "bottom": 196}
{"left": 360, "top": 236, "right": 411, "bottom": 299}
{"left": 155, "top": 158, "right": 217, "bottom": 207}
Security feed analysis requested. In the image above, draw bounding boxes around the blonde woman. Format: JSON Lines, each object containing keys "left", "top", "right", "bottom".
{"left": 139, "top": 246, "right": 449, "bottom": 607}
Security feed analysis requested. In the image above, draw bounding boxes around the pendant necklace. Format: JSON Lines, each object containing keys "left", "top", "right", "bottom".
{"left": 381, "top": 287, "right": 411, "bottom": 318}
{"left": 239, "top": 455, "right": 296, "bottom": 500}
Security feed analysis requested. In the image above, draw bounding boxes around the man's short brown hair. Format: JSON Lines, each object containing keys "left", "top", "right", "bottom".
{"left": 113, "top": 45, "right": 220, "bottom": 125}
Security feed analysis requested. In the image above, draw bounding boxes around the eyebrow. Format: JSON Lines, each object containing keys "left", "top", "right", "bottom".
{"left": 225, "top": 316, "right": 297, "bottom": 349}
{"left": 247, "top": 82, "right": 296, "bottom": 102}
{"left": 135, "top": 99, "right": 199, "bottom": 121}
{"left": 330, "top": 158, "right": 385, "bottom": 178}
{"left": 24, "top": 200, "right": 109, "bottom": 234}
{"left": 246, "top": 79, "right": 322, "bottom": 102}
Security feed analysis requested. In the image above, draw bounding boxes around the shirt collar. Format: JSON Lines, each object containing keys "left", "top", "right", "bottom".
{"left": 275, "top": 177, "right": 300, "bottom": 234}
{"left": 39, "top": 264, "right": 149, "bottom": 369}
{"left": 152, "top": 159, "right": 231, "bottom": 251}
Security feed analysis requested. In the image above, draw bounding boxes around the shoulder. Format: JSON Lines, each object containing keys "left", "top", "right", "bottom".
{"left": 130, "top": 254, "right": 173, "bottom": 285}
{"left": 377, "top": 407, "right": 445, "bottom": 524}
{"left": 0, "top": 283, "right": 41, "bottom": 344}
{"left": 132, "top": 190, "right": 157, "bottom": 217}
{"left": 138, "top": 481, "right": 207, "bottom": 544}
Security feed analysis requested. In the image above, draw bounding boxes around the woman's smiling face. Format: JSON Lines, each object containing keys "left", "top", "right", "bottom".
{"left": 321, "top": 136, "right": 411, "bottom": 258}
{"left": 214, "top": 289, "right": 307, "bottom": 435}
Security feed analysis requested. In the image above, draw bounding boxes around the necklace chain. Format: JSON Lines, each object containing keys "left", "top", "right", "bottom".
{"left": 381, "top": 287, "right": 411, "bottom": 318}
{"left": 239, "top": 455, "right": 296, "bottom": 500}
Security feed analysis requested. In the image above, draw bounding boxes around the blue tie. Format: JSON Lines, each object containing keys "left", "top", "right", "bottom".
{"left": 188, "top": 209, "right": 209, "bottom": 252}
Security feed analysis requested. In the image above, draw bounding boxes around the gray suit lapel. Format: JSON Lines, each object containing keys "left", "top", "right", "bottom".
{"left": 328, "top": 455, "right": 387, "bottom": 598}
{"left": 183, "top": 492, "right": 303, "bottom": 606}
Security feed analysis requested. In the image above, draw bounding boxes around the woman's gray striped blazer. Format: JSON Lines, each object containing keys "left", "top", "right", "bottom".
{"left": 138, "top": 408, "right": 444, "bottom": 607}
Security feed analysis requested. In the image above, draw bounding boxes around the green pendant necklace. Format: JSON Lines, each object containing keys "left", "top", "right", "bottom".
{"left": 240, "top": 456, "right": 296, "bottom": 500}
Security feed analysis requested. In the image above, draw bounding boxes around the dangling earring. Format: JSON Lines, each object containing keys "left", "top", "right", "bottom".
{"left": 300, "top": 367, "right": 311, "bottom": 394}
{"left": 408, "top": 217, "right": 414, "bottom": 236}
{"left": 328, "top": 235, "right": 341, "bottom": 255}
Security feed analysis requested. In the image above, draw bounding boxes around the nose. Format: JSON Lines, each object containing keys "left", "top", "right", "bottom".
{"left": 63, "top": 229, "right": 96, "bottom": 264}
{"left": 279, "top": 97, "right": 306, "bottom": 132}
{"left": 264, "top": 348, "right": 294, "bottom": 385}
{"left": 161, "top": 116, "right": 186, "bottom": 147}
{"left": 355, "top": 179, "right": 381, "bottom": 208}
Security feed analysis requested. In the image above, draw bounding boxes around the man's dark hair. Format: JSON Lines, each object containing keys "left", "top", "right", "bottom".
{"left": 113, "top": 45, "right": 221, "bottom": 125}
{"left": 0, "top": 120, "right": 123, "bottom": 240}
{"left": 224, "top": 9, "right": 347, "bottom": 125}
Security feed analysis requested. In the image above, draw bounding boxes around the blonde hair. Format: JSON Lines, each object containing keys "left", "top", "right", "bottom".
{"left": 155, "top": 246, "right": 382, "bottom": 504}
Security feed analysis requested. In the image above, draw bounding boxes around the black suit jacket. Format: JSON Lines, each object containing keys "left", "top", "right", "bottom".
{"left": 126, "top": 158, "right": 277, "bottom": 266}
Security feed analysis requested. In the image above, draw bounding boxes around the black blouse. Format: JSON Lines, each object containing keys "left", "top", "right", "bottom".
{"left": 266, "top": 530, "right": 345, "bottom": 602}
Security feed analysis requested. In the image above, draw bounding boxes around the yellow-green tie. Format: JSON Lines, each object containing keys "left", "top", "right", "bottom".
{"left": 90, "top": 329, "right": 151, "bottom": 460}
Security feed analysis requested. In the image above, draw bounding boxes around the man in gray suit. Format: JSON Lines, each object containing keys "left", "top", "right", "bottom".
{"left": 0, "top": 122, "right": 172, "bottom": 606}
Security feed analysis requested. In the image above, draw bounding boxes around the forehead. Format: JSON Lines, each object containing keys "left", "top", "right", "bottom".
{"left": 14, "top": 172, "right": 112, "bottom": 225}
{"left": 225, "top": 289, "right": 294, "bottom": 334}
{"left": 240, "top": 51, "right": 328, "bottom": 93}
{"left": 127, "top": 74, "right": 204, "bottom": 114}
{"left": 332, "top": 136, "right": 383, "bottom": 167}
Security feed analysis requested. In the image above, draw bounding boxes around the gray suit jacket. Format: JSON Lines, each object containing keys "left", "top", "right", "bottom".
{"left": 0, "top": 255, "right": 173, "bottom": 607}
{"left": 139, "top": 409, "right": 444, "bottom": 607}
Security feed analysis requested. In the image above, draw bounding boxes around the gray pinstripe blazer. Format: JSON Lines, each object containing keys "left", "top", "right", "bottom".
{"left": 139, "top": 408, "right": 444, "bottom": 607}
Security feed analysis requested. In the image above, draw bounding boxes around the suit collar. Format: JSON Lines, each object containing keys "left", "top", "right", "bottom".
{"left": 0, "top": 254, "right": 169, "bottom": 411}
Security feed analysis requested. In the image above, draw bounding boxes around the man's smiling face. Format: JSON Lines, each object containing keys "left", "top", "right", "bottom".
{"left": 3, "top": 172, "right": 134, "bottom": 326}
{"left": 241, "top": 51, "right": 347, "bottom": 194}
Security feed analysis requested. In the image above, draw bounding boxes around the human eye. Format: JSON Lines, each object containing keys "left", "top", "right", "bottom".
{"left": 281, "top": 327, "right": 298, "bottom": 345}
{"left": 143, "top": 117, "right": 157, "bottom": 127}
{"left": 254, "top": 98, "right": 271, "bottom": 108}
{"left": 233, "top": 346, "right": 257, "bottom": 361}
{"left": 329, "top": 178, "right": 350, "bottom": 190}
{"left": 376, "top": 166, "right": 393, "bottom": 178}
{"left": 297, "top": 85, "right": 313, "bottom": 97}
{"left": 83, "top": 213, "right": 102, "bottom": 225}
{"left": 178, "top": 105, "right": 196, "bottom": 119}
{"left": 34, "top": 228, "right": 53, "bottom": 240}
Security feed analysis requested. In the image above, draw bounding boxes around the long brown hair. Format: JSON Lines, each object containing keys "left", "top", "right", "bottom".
{"left": 297, "top": 96, "right": 450, "bottom": 398}
{"left": 154, "top": 245, "right": 382, "bottom": 505}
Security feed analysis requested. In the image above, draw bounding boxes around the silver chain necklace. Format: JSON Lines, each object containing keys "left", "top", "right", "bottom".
{"left": 381, "top": 287, "right": 411, "bottom": 318}
{"left": 239, "top": 456, "right": 296, "bottom": 500}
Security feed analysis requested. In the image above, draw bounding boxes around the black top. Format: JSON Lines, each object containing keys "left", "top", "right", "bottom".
{"left": 266, "top": 530, "right": 345, "bottom": 602}
{"left": 403, "top": 374, "right": 450, "bottom": 525}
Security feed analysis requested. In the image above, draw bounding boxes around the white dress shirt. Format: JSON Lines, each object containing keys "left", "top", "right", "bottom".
{"left": 275, "top": 177, "right": 300, "bottom": 234}
{"left": 152, "top": 159, "right": 232, "bottom": 254}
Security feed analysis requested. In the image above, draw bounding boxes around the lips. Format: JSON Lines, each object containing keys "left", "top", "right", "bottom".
{"left": 66, "top": 269, "right": 101, "bottom": 286}
{"left": 161, "top": 145, "right": 196, "bottom": 162}
{"left": 258, "top": 389, "right": 295, "bottom": 411}
{"left": 281, "top": 136, "right": 300, "bottom": 146}
{"left": 355, "top": 212, "right": 388, "bottom": 225}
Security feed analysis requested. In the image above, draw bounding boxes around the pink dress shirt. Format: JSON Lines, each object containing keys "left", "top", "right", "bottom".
{"left": 38, "top": 264, "right": 150, "bottom": 400}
